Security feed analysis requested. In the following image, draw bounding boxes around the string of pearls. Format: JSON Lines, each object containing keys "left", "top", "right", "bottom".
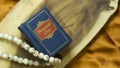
{"left": 0, "top": 33, "right": 61, "bottom": 66}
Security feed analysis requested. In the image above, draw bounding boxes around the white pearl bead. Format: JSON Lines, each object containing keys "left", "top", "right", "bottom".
{"left": 38, "top": 53, "right": 44, "bottom": 59}
{"left": 43, "top": 55, "right": 49, "bottom": 61}
{"left": 21, "top": 42, "right": 25, "bottom": 48}
{"left": 2, "top": 53, "right": 8, "bottom": 59}
{"left": 58, "top": 59, "right": 61, "bottom": 63}
{"left": 7, "top": 35, "right": 13, "bottom": 41}
{"left": 13, "top": 37, "right": 18, "bottom": 43}
{"left": 28, "top": 60, "right": 33, "bottom": 65}
{"left": 33, "top": 50, "right": 39, "bottom": 57}
{"left": 23, "top": 58, "right": 29, "bottom": 65}
{"left": 8, "top": 55, "right": 13, "bottom": 60}
{"left": 0, "top": 51, "right": 3, "bottom": 57}
{"left": 18, "top": 57, "right": 23, "bottom": 64}
{"left": 0, "top": 33, "right": 62, "bottom": 66}
{"left": 23, "top": 43, "right": 30, "bottom": 50}
{"left": 33, "top": 61, "right": 39, "bottom": 66}
{"left": 29, "top": 47, "right": 35, "bottom": 53}
{"left": 13, "top": 56, "right": 18, "bottom": 62}
{"left": 0, "top": 33, "right": 3, "bottom": 38}
{"left": 49, "top": 57, "right": 55, "bottom": 63}
{"left": 13, "top": 37, "right": 22, "bottom": 45}
{"left": 54, "top": 58, "right": 61, "bottom": 63}
{"left": 3, "top": 34, "right": 9, "bottom": 39}
{"left": 16, "top": 39, "right": 22, "bottom": 45}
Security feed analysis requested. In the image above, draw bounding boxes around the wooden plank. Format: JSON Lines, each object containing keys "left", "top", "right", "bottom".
{"left": 0, "top": 0, "right": 118, "bottom": 68}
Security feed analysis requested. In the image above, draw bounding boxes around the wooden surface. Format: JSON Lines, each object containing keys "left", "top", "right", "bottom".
{"left": 67, "top": 2, "right": 120, "bottom": 68}
{"left": 0, "top": 0, "right": 119, "bottom": 68}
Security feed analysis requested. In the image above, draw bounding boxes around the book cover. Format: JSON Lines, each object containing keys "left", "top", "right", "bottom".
{"left": 18, "top": 7, "right": 72, "bottom": 56}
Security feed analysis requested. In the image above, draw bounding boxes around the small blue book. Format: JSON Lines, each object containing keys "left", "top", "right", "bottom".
{"left": 18, "top": 7, "right": 72, "bottom": 56}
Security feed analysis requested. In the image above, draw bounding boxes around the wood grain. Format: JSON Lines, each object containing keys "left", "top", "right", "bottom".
{"left": 0, "top": 0, "right": 118, "bottom": 68}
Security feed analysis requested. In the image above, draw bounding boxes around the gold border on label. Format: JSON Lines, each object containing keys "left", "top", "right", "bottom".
{"left": 36, "top": 19, "right": 56, "bottom": 40}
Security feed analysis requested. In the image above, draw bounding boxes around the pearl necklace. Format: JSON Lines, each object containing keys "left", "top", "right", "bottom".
{"left": 0, "top": 33, "right": 61, "bottom": 66}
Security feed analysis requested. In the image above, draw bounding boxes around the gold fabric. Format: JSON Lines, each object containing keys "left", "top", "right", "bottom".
{"left": 0, "top": 0, "right": 120, "bottom": 68}
{"left": 0, "top": 0, "right": 17, "bottom": 22}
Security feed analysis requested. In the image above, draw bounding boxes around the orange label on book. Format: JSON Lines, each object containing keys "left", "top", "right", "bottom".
{"left": 34, "top": 19, "right": 57, "bottom": 41}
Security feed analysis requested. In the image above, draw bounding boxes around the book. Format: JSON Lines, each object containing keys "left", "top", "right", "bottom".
{"left": 18, "top": 7, "right": 72, "bottom": 56}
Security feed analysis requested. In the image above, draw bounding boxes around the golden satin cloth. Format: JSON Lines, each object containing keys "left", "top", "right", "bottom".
{"left": 0, "top": 0, "right": 17, "bottom": 22}
{"left": 0, "top": 0, "right": 120, "bottom": 68}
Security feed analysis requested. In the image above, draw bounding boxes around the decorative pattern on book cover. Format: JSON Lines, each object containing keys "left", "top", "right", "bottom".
{"left": 18, "top": 7, "right": 72, "bottom": 56}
